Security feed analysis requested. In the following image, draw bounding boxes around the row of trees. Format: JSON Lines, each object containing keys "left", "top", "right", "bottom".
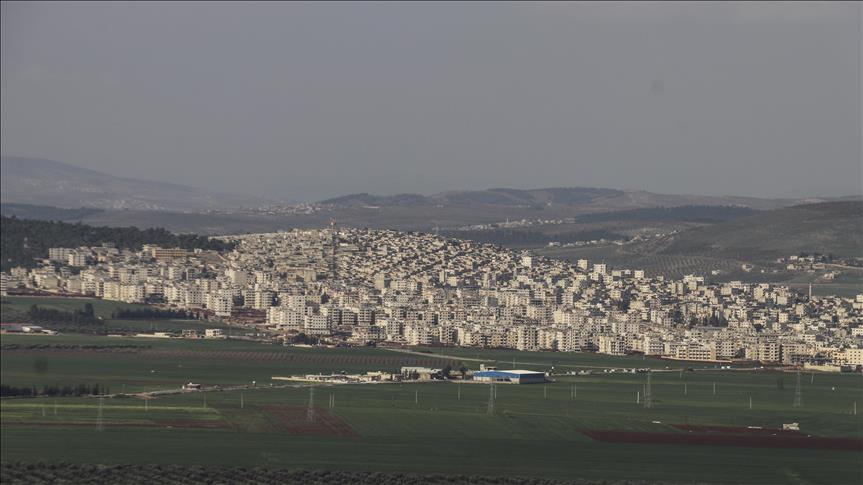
{"left": 0, "top": 383, "right": 109, "bottom": 398}
{"left": 289, "top": 332, "right": 321, "bottom": 345}
{"left": 0, "top": 463, "right": 577, "bottom": 485}
{"left": 27, "top": 303, "right": 99, "bottom": 325}
{"left": 111, "top": 308, "right": 191, "bottom": 320}
{"left": 0, "top": 215, "right": 236, "bottom": 271}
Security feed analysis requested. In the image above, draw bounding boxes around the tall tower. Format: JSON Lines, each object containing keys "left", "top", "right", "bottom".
{"left": 329, "top": 219, "right": 338, "bottom": 280}
{"left": 793, "top": 370, "right": 803, "bottom": 408}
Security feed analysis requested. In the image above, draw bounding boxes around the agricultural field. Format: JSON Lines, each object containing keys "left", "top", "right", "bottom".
{"left": 1, "top": 295, "right": 235, "bottom": 334}
{"left": 2, "top": 333, "right": 862, "bottom": 484}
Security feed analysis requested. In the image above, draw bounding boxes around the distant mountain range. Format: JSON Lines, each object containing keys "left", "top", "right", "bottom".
{"left": 2, "top": 155, "right": 855, "bottom": 215}
{"left": 1, "top": 156, "right": 273, "bottom": 212}
{"left": 319, "top": 187, "right": 836, "bottom": 211}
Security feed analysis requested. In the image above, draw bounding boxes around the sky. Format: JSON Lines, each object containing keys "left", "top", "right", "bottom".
{"left": 1, "top": 1, "right": 861, "bottom": 202}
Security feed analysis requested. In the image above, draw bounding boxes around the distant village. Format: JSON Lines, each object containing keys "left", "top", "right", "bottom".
{"left": 2, "top": 228, "right": 861, "bottom": 372}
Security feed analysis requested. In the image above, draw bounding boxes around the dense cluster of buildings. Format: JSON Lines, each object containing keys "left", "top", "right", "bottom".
{"left": 3, "top": 228, "right": 861, "bottom": 369}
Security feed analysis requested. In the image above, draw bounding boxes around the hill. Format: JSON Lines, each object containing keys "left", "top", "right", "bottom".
{"left": 0, "top": 156, "right": 272, "bottom": 211}
{"left": 655, "top": 201, "right": 863, "bottom": 261}
{"left": 0, "top": 216, "right": 234, "bottom": 271}
{"left": 321, "top": 186, "right": 808, "bottom": 211}
{"left": 0, "top": 203, "right": 105, "bottom": 221}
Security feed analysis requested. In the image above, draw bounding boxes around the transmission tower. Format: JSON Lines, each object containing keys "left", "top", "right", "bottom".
{"left": 306, "top": 387, "right": 315, "bottom": 423}
{"left": 487, "top": 383, "right": 495, "bottom": 415}
{"left": 793, "top": 370, "right": 803, "bottom": 408}
{"left": 644, "top": 371, "right": 653, "bottom": 409}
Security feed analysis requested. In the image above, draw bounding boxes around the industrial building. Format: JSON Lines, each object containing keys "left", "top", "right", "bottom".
{"left": 472, "top": 369, "right": 546, "bottom": 384}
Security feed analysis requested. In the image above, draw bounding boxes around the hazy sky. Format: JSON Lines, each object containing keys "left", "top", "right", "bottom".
{"left": 2, "top": 1, "right": 861, "bottom": 201}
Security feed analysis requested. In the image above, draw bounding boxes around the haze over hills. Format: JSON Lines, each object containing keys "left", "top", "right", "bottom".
{"left": 4, "top": 155, "right": 854, "bottom": 215}
{"left": 319, "top": 187, "right": 826, "bottom": 212}
{"left": 0, "top": 156, "right": 274, "bottom": 211}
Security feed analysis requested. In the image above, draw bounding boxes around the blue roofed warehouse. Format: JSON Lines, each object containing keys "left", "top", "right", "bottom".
{"left": 472, "top": 369, "right": 546, "bottom": 384}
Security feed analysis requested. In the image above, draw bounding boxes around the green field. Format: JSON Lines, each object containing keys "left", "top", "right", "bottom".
{"left": 2, "top": 333, "right": 862, "bottom": 483}
{"left": 1, "top": 295, "right": 235, "bottom": 333}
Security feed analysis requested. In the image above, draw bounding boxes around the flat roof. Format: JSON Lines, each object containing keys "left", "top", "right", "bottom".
{"left": 474, "top": 370, "right": 545, "bottom": 376}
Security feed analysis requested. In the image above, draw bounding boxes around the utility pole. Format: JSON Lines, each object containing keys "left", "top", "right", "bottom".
{"left": 307, "top": 387, "right": 315, "bottom": 423}
{"left": 415, "top": 390, "right": 418, "bottom": 405}
{"left": 544, "top": 385, "right": 547, "bottom": 399}
{"left": 684, "top": 383, "right": 687, "bottom": 396}
{"left": 458, "top": 384, "right": 461, "bottom": 401}
{"left": 145, "top": 399, "right": 148, "bottom": 413}
{"left": 644, "top": 371, "right": 653, "bottom": 409}
{"left": 487, "top": 383, "right": 495, "bottom": 415}
{"left": 713, "top": 382, "right": 716, "bottom": 396}
{"left": 240, "top": 393, "right": 244, "bottom": 409}
{"left": 749, "top": 395, "right": 752, "bottom": 410}
{"left": 793, "top": 370, "right": 803, "bottom": 408}
{"left": 96, "top": 396, "right": 104, "bottom": 432}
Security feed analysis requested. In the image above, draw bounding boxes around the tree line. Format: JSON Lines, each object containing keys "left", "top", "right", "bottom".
{"left": 0, "top": 463, "right": 582, "bottom": 484}
{"left": 27, "top": 303, "right": 99, "bottom": 325}
{"left": 111, "top": 308, "right": 191, "bottom": 320}
{"left": 0, "top": 215, "right": 236, "bottom": 271}
{"left": 0, "top": 383, "right": 109, "bottom": 398}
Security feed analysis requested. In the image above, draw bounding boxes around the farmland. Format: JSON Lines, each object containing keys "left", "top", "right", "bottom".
{"left": 2, "top": 333, "right": 862, "bottom": 483}
{"left": 1, "top": 295, "right": 235, "bottom": 334}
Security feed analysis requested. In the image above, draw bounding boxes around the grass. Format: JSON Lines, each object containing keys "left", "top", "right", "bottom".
{"left": 1, "top": 295, "right": 235, "bottom": 333}
{"left": 2, "top": 333, "right": 862, "bottom": 483}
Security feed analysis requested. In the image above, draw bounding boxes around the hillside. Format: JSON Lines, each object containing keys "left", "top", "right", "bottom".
{"left": 0, "top": 203, "right": 105, "bottom": 221}
{"left": 655, "top": 201, "right": 863, "bottom": 260}
{"left": 0, "top": 216, "right": 234, "bottom": 271}
{"left": 321, "top": 186, "right": 808, "bottom": 211}
{"left": 0, "top": 156, "right": 272, "bottom": 211}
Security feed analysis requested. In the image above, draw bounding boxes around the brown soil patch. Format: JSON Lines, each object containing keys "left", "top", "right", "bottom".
{"left": 262, "top": 405, "right": 358, "bottom": 437}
